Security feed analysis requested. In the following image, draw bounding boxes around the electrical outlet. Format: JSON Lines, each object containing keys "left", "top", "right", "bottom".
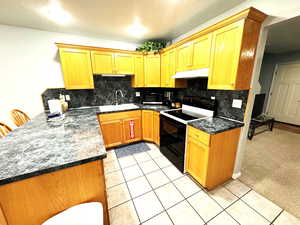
{"left": 232, "top": 99, "right": 242, "bottom": 108}
{"left": 135, "top": 92, "right": 140, "bottom": 97}
{"left": 65, "top": 95, "right": 70, "bottom": 101}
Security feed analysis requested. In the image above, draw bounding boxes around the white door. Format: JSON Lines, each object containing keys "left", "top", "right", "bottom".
{"left": 268, "top": 62, "right": 300, "bottom": 125}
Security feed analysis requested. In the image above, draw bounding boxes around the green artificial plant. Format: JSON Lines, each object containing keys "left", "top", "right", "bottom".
{"left": 136, "top": 41, "right": 166, "bottom": 53}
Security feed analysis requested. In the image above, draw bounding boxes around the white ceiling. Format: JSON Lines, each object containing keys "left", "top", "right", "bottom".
{"left": 0, "top": 0, "right": 245, "bottom": 43}
{"left": 266, "top": 15, "right": 300, "bottom": 53}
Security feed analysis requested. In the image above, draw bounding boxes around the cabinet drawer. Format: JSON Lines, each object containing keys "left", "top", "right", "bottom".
{"left": 98, "top": 110, "right": 141, "bottom": 121}
{"left": 188, "top": 126, "right": 210, "bottom": 146}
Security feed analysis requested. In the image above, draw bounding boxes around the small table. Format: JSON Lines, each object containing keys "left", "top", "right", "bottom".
{"left": 248, "top": 115, "right": 275, "bottom": 140}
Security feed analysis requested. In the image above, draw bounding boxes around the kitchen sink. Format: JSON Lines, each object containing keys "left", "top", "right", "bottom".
{"left": 99, "top": 103, "right": 139, "bottom": 112}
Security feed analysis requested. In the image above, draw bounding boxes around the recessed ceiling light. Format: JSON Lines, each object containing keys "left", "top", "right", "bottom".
{"left": 40, "top": 0, "right": 73, "bottom": 25}
{"left": 126, "top": 18, "right": 148, "bottom": 37}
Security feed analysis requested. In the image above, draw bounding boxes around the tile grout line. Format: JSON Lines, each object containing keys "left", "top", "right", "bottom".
{"left": 270, "top": 209, "right": 284, "bottom": 225}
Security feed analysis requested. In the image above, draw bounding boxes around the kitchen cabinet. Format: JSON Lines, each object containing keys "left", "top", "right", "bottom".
{"left": 123, "top": 117, "right": 142, "bottom": 144}
{"left": 91, "top": 50, "right": 135, "bottom": 75}
{"left": 185, "top": 126, "right": 241, "bottom": 190}
{"left": 131, "top": 55, "right": 144, "bottom": 87}
{"left": 144, "top": 54, "right": 161, "bottom": 87}
{"left": 98, "top": 111, "right": 142, "bottom": 148}
{"left": 161, "top": 50, "right": 187, "bottom": 88}
{"left": 153, "top": 112, "right": 160, "bottom": 145}
{"left": 58, "top": 48, "right": 94, "bottom": 89}
{"left": 114, "top": 53, "right": 135, "bottom": 74}
{"left": 186, "top": 137, "right": 209, "bottom": 185}
{"left": 90, "top": 50, "right": 114, "bottom": 74}
{"left": 142, "top": 110, "right": 154, "bottom": 141}
{"left": 208, "top": 18, "right": 262, "bottom": 90}
{"left": 192, "top": 33, "right": 212, "bottom": 69}
{"left": 100, "top": 119, "right": 123, "bottom": 148}
{"left": 176, "top": 42, "right": 193, "bottom": 72}
{"left": 142, "top": 110, "right": 160, "bottom": 145}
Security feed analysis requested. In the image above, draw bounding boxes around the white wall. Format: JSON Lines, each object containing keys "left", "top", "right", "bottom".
{"left": 171, "top": 0, "right": 300, "bottom": 178}
{"left": 0, "top": 24, "right": 138, "bottom": 128}
{"left": 172, "top": 0, "right": 300, "bottom": 43}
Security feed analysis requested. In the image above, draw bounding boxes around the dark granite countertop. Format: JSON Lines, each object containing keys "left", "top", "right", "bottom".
{"left": 188, "top": 117, "right": 244, "bottom": 134}
{"left": 0, "top": 107, "right": 106, "bottom": 186}
{"left": 96, "top": 104, "right": 170, "bottom": 114}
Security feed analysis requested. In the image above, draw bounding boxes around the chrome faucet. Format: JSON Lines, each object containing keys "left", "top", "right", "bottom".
{"left": 115, "top": 89, "right": 124, "bottom": 105}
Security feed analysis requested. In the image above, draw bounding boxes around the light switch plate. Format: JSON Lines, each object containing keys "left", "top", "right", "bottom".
{"left": 211, "top": 96, "right": 216, "bottom": 100}
{"left": 65, "top": 95, "right": 70, "bottom": 101}
{"left": 232, "top": 99, "right": 242, "bottom": 108}
{"left": 135, "top": 92, "right": 140, "bottom": 97}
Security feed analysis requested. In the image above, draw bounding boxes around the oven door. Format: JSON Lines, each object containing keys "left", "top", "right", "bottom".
{"left": 159, "top": 114, "right": 186, "bottom": 172}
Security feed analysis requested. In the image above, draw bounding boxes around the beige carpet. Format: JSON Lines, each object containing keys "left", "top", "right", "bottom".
{"left": 240, "top": 127, "right": 300, "bottom": 219}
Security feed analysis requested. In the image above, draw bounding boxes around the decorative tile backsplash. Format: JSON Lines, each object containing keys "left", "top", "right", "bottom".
{"left": 42, "top": 77, "right": 248, "bottom": 121}
{"left": 175, "top": 79, "right": 248, "bottom": 122}
{"left": 42, "top": 76, "right": 137, "bottom": 110}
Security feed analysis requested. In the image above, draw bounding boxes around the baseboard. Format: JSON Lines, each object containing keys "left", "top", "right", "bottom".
{"left": 232, "top": 172, "right": 241, "bottom": 179}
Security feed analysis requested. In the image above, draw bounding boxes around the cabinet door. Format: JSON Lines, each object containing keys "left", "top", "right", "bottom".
{"left": 186, "top": 137, "right": 209, "bottom": 186}
{"left": 153, "top": 112, "right": 160, "bottom": 145}
{"left": 100, "top": 120, "right": 123, "bottom": 148}
{"left": 160, "top": 52, "right": 169, "bottom": 88}
{"left": 91, "top": 50, "right": 114, "bottom": 74}
{"left": 114, "top": 53, "right": 135, "bottom": 74}
{"left": 176, "top": 43, "right": 193, "bottom": 72}
{"left": 168, "top": 50, "right": 176, "bottom": 87}
{"left": 208, "top": 20, "right": 244, "bottom": 90}
{"left": 123, "top": 117, "right": 142, "bottom": 144}
{"left": 59, "top": 48, "right": 94, "bottom": 89}
{"left": 132, "top": 55, "right": 144, "bottom": 87}
{"left": 142, "top": 110, "right": 154, "bottom": 141}
{"left": 144, "top": 55, "right": 161, "bottom": 87}
{"left": 192, "top": 33, "right": 212, "bottom": 69}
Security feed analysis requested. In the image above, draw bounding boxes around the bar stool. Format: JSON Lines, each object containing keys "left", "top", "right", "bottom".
{"left": 10, "top": 109, "right": 30, "bottom": 127}
{"left": 41, "top": 202, "right": 103, "bottom": 225}
{"left": 0, "top": 122, "right": 12, "bottom": 138}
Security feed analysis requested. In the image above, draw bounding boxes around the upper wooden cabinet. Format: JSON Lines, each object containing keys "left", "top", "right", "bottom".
{"left": 91, "top": 50, "right": 134, "bottom": 75}
{"left": 161, "top": 50, "right": 186, "bottom": 88}
{"left": 208, "top": 19, "right": 263, "bottom": 90}
{"left": 114, "top": 53, "right": 135, "bottom": 74}
{"left": 144, "top": 54, "right": 161, "bottom": 87}
{"left": 175, "top": 33, "right": 212, "bottom": 72}
{"left": 58, "top": 48, "right": 94, "bottom": 90}
{"left": 192, "top": 33, "right": 212, "bottom": 70}
{"left": 176, "top": 42, "right": 193, "bottom": 72}
{"left": 132, "top": 55, "right": 145, "bottom": 88}
{"left": 208, "top": 20, "right": 244, "bottom": 90}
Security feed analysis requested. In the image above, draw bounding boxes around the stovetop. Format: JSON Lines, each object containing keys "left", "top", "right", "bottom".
{"left": 163, "top": 109, "right": 208, "bottom": 121}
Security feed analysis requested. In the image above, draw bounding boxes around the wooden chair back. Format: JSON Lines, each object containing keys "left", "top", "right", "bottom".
{"left": 0, "top": 122, "right": 12, "bottom": 138}
{"left": 10, "top": 109, "right": 30, "bottom": 127}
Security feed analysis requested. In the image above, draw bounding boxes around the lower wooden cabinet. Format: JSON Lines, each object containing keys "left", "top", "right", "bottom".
{"left": 100, "top": 119, "right": 123, "bottom": 148}
{"left": 123, "top": 117, "right": 142, "bottom": 144}
{"left": 185, "top": 126, "right": 241, "bottom": 189}
{"left": 142, "top": 110, "right": 154, "bottom": 141}
{"left": 153, "top": 112, "right": 160, "bottom": 145}
{"left": 98, "top": 111, "right": 142, "bottom": 148}
{"left": 98, "top": 110, "right": 160, "bottom": 148}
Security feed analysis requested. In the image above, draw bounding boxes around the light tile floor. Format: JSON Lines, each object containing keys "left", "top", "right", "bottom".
{"left": 104, "top": 142, "right": 300, "bottom": 225}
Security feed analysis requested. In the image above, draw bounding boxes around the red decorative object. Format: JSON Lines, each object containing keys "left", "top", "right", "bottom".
{"left": 129, "top": 120, "right": 135, "bottom": 139}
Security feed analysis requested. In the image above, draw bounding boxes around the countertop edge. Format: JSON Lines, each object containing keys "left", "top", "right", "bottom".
{"left": 0, "top": 154, "right": 106, "bottom": 186}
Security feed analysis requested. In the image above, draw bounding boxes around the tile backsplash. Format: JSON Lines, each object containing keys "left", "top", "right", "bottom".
{"left": 42, "top": 76, "right": 137, "bottom": 109}
{"left": 42, "top": 77, "right": 248, "bottom": 122}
